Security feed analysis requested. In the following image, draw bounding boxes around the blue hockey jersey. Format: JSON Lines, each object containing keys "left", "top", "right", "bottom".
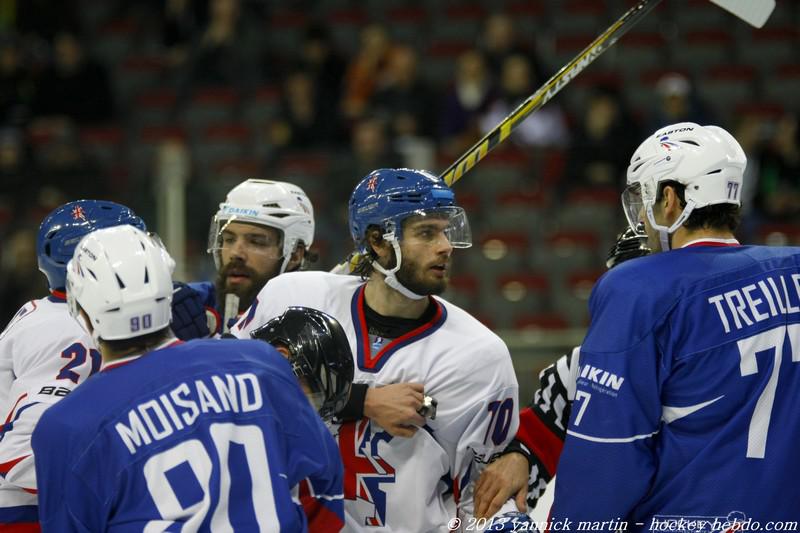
{"left": 32, "top": 338, "right": 344, "bottom": 532}
{"left": 551, "top": 243, "right": 800, "bottom": 528}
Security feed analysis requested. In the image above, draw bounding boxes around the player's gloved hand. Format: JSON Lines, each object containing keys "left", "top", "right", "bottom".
{"left": 171, "top": 282, "right": 219, "bottom": 340}
{"left": 474, "top": 452, "right": 529, "bottom": 519}
{"left": 485, "top": 511, "right": 536, "bottom": 532}
{"left": 605, "top": 223, "right": 651, "bottom": 269}
{"left": 364, "top": 383, "right": 426, "bottom": 438}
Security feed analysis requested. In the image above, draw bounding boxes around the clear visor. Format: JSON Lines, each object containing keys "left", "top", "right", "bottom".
{"left": 621, "top": 183, "right": 645, "bottom": 233}
{"left": 398, "top": 206, "right": 472, "bottom": 248}
{"left": 207, "top": 216, "right": 283, "bottom": 260}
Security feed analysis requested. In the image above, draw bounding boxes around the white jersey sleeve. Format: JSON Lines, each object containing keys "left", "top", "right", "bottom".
{"left": 0, "top": 298, "right": 99, "bottom": 498}
{"left": 230, "top": 275, "right": 299, "bottom": 339}
{"left": 432, "top": 324, "right": 519, "bottom": 524}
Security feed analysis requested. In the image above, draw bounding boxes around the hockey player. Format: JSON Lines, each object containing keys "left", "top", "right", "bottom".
{"left": 173, "top": 177, "right": 426, "bottom": 438}
{"left": 170, "top": 178, "right": 317, "bottom": 338}
{"left": 232, "top": 168, "right": 520, "bottom": 531}
{"left": 473, "top": 226, "right": 651, "bottom": 518}
{"left": 549, "top": 123, "right": 800, "bottom": 524}
{"left": 32, "top": 226, "right": 347, "bottom": 532}
{"left": 0, "top": 200, "right": 145, "bottom": 532}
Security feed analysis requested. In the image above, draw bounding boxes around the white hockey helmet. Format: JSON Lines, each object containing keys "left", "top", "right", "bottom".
{"left": 622, "top": 122, "right": 746, "bottom": 251}
{"left": 207, "top": 179, "right": 315, "bottom": 273}
{"left": 66, "top": 226, "right": 175, "bottom": 343}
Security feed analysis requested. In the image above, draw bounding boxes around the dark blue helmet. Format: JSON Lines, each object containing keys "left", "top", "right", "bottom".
{"left": 37, "top": 200, "right": 146, "bottom": 291}
{"left": 348, "top": 168, "right": 471, "bottom": 252}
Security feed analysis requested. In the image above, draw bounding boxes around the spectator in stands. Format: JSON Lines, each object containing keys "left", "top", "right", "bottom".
{"left": 183, "top": 0, "right": 260, "bottom": 90}
{"left": 752, "top": 112, "right": 800, "bottom": 223}
{"left": 330, "top": 116, "right": 401, "bottom": 212}
{"left": 648, "top": 72, "right": 712, "bottom": 131}
{"left": 341, "top": 23, "right": 393, "bottom": 120}
{"left": 480, "top": 13, "right": 546, "bottom": 83}
{"left": 370, "top": 45, "right": 437, "bottom": 140}
{"left": 439, "top": 49, "right": 496, "bottom": 155}
{"left": 300, "top": 23, "right": 346, "bottom": 125}
{"left": 268, "top": 69, "right": 339, "bottom": 150}
{"left": 480, "top": 53, "right": 568, "bottom": 149}
{"left": 162, "top": 0, "right": 205, "bottom": 68}
{"left": 564, "top": 86, "right": 641, "bottom": 194}
{"left": 32, "top": 30, "right": 114, "bottom": 125}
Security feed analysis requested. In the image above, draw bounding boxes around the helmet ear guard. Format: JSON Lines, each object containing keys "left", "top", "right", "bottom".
{"left": 250, "top": 307, "right": 354, "bottom": 421}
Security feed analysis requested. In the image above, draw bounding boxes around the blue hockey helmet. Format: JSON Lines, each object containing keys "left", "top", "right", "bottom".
{"left": 37, "top": 200, "right": 146, "bottom": 291}
{"left": 348, "top": 168, "right": 471, "bottom": 252}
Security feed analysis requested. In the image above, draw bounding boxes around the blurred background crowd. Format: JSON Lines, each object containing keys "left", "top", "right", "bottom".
{"left": 1, "top": 0, "right": 799, "bottom": 362}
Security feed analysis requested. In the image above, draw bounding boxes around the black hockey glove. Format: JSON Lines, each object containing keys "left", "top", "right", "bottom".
{"left": 606, "top": 223, "right": 651, "bottom": 269}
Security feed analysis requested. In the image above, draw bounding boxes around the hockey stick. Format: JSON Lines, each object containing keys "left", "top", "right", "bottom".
{"left": 331, "top": 0, "right": 775, "bottom": 273}
{"left": 439, "top": 0, "right": 776, "bottom": 187}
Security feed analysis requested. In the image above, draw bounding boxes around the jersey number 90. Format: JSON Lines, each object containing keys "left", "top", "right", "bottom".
{"left": 142, "top": 422, "right": 278, "bottom": 532}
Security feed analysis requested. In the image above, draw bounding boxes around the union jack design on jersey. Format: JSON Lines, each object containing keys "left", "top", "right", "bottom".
{"left": 339, "top": 419, "right": 395, "bottom": 527}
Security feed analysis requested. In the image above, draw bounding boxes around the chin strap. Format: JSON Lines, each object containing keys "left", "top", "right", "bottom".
{"left": 370, "top": 235, "right": 426, "bottom": 300}
{"left": 646, "top": 200, "right": 697, "bottom": 252}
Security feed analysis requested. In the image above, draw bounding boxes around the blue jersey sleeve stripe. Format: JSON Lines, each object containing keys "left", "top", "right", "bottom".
{"left": 0, "top": 504, "right": 39, "bottom": 523}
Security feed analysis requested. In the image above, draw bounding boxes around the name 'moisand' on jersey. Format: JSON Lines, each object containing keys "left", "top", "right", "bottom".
{"left": 551, "top": 244, "right": 800, "bottom": 527}
{"left": 31, "top": 338, "right": 344, "bottom": 532}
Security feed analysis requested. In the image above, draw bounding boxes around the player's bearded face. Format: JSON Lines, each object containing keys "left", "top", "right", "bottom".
{"left": 394, "top": 217, "right": 453, "bottom": 295}
{"left": 215, "top": 259, "right": 279, "bottom": 312}
{"left": 216, "top": 223, "right": 284, "bottom": 312}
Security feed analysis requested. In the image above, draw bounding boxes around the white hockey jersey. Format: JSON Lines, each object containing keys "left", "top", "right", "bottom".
{"left": 233, "top": 272, "right": 519, "bottom": 532}
{"left": 0, "top": 295, "right": 100, "bottom": 524}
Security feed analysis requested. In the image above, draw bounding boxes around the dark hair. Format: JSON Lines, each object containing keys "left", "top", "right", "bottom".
{"left": 656, "top": 181, "right": 741, "bottom": 232}
{"left": 296, "top": 242, "right": 318, "bottom": 271}
{"left": 352, "top": 226, "right": 386, "bottom": 280}
{"left": 102, "top": 327, "right": 171, "bottom": 354}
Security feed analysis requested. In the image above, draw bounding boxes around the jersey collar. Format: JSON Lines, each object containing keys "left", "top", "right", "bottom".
{"left": 47, "top": 289, "right": 67, "bottom": 302}
{"left": 351, "top": 284, "right": 447, "bottom": 373}
{"left": 682, "top": 237, "right": 740, "bottom": 248}
{"left": 100, "top": 338, "right": 183, "bottom": 372}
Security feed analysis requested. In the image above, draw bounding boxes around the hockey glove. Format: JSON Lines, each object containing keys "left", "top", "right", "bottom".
{"left": 605, "top": 223, "right": 650, "bottom": 269}
{"left": 171, "top": 282, "right": 220, "bottom": 339}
